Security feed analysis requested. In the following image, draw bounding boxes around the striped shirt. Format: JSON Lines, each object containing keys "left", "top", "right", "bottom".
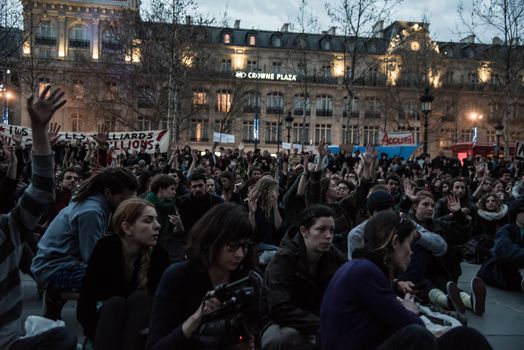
{"left": 0, "top": 154, "right": 55, "bottom": 349}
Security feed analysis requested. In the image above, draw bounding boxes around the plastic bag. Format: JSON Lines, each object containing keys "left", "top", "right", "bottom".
{"left": 22, "top": 315, "right": 65, "bottom": 338}
{"left": 418, "top": 304, "right": 462, "bottom": 337}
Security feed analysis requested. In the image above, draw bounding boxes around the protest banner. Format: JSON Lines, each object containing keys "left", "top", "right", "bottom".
{"left": 213, "top": 132, "right": 236, "bottom": 144}
{"left": 379, "top": 131, "right": 416, "bottom": 146}
{"left": 0, "top": 124, "right": 170, "bottom": 154}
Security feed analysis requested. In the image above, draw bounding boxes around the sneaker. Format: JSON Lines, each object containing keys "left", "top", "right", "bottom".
{"left": 471, "top": 277, "right": 487, "bottom": 316}
{"left": 446, "top": 281, "right": 466, "bottom": 314}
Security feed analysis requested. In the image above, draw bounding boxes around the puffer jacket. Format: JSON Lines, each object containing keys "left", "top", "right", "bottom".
{"left": 263, "top": 226, "right": 346, "bottom": 335}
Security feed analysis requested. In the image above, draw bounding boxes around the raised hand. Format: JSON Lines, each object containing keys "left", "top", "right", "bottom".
{"left": 94, "top": 124, "right": 109, "bottom": 145}
{"left": 363, "top": 144, "right": 377, "bottom": 165}
{"left": 403, "top": 180, "right": 417, "bottom": 201}
{"left": 317, "top": 137, "right": 328, "bottom": 158}
{"left": 12, "top": 129, "right": 22, "bottom": 148}
{"left": 27, "top": 85, "right": 66, "bottom": 127}
{"left": 447, "top": 195, "right": 461, "bottom": 213}
{"left": 48, "top": 122, "right": 61, "bottom": 145}
{"left": 238, "top": 142, "right": 245, "bottom": 152}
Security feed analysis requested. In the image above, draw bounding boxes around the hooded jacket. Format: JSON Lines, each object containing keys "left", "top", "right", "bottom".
{"left": 263, "top": 226, "right": 346, "bottom": 335}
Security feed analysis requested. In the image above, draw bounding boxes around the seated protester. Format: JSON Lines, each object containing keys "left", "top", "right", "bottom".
{"left": 145, "top": 174, "right": 184, "bottom": 261}
{"left": 31, "top": 166, "right": 138, "bottom": 292}
{"left": 261, "top": 205, "right": 346, "bottom": 350}
{"left": 400, "top": 191, "right": 486, "bottom": 316}
{"left": 318, "top": 211, "right": 493, "bottom": 350}
{"left": 218, "top": 171, "right": 242, "bottom": 204}
{"left": 463, "top": 194, "right": 508, "bottom": 264}
{"left": 492, "top": 180, "right": 512, "bottom": 203}
{"left": 306, "top": 141, "right": 373, "bottom": 254}
{"left": 0, "top": 86, "right": 77, "bottom": 350}
{"left": 433, "top": 177, "right": 476, "bottom": 225}
{"left": 511, "top": 171, "right": 524, "bottom": 199}
{"left": 247, "top": 175, "right": 286, "bottom": 247}
{"left": 146, "top": 203, "right": 256, "bottom": 350}
{"left": 176, "top": 168, "right": 223, "bottom": 233}
{"left": 42, "top": 167, "right": 80, "bottom": 229}
{"left": 77, "top": 199, "right": 169, "bottom": 350}
{"left": 478, "top": 198, "right": 524, "bottom": 292}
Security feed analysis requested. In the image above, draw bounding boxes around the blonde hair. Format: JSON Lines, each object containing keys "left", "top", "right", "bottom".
{"left": 248, "top": 176, "right": 278, "bottom": 219}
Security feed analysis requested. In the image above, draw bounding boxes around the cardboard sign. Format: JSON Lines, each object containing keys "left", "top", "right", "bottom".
{"left": 282, "top": 142, "right": 292, "bottom": 150}
{"left": 516, "top": 142, "right": 524, "bottom": 160}
{"left": 213, "top": 132, "right": 235, "bottom": 144}
{"left": 0, "top": 124, "right": 170, "bottom": 154}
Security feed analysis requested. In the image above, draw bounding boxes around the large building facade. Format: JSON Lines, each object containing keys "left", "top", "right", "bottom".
{"left": 3, "top": 0, "right": 523, "bottom": 156}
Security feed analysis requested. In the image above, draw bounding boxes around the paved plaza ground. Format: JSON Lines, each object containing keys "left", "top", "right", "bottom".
{"left": 20, "top": 262, "right": 524, "bottom": 349}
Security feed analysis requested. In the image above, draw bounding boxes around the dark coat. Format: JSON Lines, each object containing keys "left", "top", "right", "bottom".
{"left": 263, "top": 227, "right": 346, "bottom": 335}
{"left": 318, "top": 252, "right": 424, "bottom": 350}
{"left": 478, "top": 223, "right": 524, "bottom": 290}
{"left": 77, "top": 234, "right": 169, "bottom": 340}
{"left": 177, "top": 193, "right": 224, "bottom": 232}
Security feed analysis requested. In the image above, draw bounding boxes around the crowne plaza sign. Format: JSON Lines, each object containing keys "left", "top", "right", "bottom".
{"left": 235, "top": 71, "right": 297, "bottom": 81}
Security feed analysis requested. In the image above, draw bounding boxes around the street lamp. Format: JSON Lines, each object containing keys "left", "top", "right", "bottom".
{"left": 495, "top": 123, "right": 504, "bottom": 162}
{"left": 0, "top": 85, "right": 12, "bottom": 125}
{"left": 253, "top": 106, "right": 260, "bottom": 151}
{"left": 419, "top": 87, "right": 434, "bottom": 156}
{"left": 285, "top": 111, "right": 294, "bottom": 144}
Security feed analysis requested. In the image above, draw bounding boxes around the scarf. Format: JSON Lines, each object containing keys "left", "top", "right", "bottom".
{"left": 477, "top": 204, "right": 508, "bottom": 221}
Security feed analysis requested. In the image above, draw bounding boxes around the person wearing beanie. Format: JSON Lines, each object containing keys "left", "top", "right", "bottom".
{"left": 478, "top": 198, "right": 524, "bottom": 293}
{"left": 347, "top": 190, "right": 395, "bottom": 258}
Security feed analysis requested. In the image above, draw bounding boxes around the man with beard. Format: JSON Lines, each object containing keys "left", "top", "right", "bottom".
{"left": 177, "top": 168, "right": 223, "bottom": 232}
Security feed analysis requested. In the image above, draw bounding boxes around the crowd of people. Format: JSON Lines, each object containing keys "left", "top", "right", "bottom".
{"left": 1, "top": 85, "right": 524, "bottom": 350}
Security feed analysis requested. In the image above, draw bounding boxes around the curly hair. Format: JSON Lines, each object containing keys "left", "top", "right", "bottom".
{"left": 477, "top": 193, "right": 502, "bottom": 212}
{"left": 248, "top": 176, "right": 278, "bottom": 219}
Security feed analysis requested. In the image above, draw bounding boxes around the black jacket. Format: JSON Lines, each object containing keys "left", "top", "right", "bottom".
{"left": 77, "top": 234, "right": 169, "bottom": 340}
{"left": 263, "top": 227, "right": 346, "bottom": 335}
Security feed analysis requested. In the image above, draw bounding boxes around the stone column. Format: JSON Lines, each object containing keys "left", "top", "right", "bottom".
{"left": 91, "top": 19, "right": 100, "bottom": 60}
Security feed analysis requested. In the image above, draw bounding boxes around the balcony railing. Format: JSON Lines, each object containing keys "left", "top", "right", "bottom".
{"left": 69, "top": 39, "right": 90, "bottom": 49}
{"left": 364, "top": 111, "right": 381, "bottom": 119}
{"left": 343, "top": 111, "right": 360, "bottom": 118}
{"left": 266, "top": 107, "right": 283, "bottom": 115}
{"left": 35, "top": 36, "right": 57, "bottom": 46}
{"left": 294, "top": 109, "right": 311, "bottom": 116}
{"left": 243, "top": 105, "right": 259, "bottom": 113}
{"left": 316, "top": 109, "right": 333, "bottom": 117}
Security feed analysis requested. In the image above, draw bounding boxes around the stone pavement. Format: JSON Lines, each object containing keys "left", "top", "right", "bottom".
{"left": 20, "top": 262, "right": 524, "bottom": 349}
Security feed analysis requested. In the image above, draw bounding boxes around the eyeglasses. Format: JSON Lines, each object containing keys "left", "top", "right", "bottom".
{"left": 226, "top": 240, "right": 252, "bottom": 253}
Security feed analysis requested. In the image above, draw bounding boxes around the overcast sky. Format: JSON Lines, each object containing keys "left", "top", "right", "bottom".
{"left": 191, "top": 0, "right": 493, "bottom": 43}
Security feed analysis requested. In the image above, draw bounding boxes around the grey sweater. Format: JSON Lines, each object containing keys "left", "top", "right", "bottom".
{"left": 0, "top": 154, "right": 55, "bottom": 349}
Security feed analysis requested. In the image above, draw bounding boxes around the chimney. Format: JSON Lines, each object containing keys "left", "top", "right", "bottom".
{"left": 234, "top": 20, "right": 241, "bottom": 29}
{"left": 459, "top": 34, "right": 475, "bottom": 44}
{"left": 185, "top": 16, "right": 192, "bottom": 25}
{"left": 372, "top": 20, "right": 384, "bottom": 37}
{"left": 327, "top": 26, "right": 336, "bottom": 35}
{"left": 281, "top": 23, "right": 289, "bottom": 32}
{"left": 492, "top": 36, "right": 502, "bottom": 45}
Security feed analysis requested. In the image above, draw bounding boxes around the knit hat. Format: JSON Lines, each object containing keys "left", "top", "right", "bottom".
{"left": 509, "top": 198, "right": 524, "bottom": 216}
{"left": 366, "top": 190, "right": 395, "bottom": 213}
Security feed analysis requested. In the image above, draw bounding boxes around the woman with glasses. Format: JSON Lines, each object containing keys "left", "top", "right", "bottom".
{"left": 261, "top": 204, "right": 346, "bottom": 350}
{"left": 146, "top": 203, "right": 255, "bottom": 350}
{"left": 318, "top": 211, "right": 492, "bottom": 350}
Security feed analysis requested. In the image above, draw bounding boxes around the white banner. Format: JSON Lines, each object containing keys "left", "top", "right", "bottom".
{"left": 281, "top": 142, "right": 292, "bottom": 150}
{"left": 213, "top": 132, "right": 235, "bottom": 144}
{"left": 379, "top": 131, "right": 416, "bottom": 146}
{"left": 0, "top": 124, "right": 170, "bottom": 154}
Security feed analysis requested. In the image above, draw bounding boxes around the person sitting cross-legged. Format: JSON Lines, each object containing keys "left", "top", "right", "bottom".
{"left": 261, "top": 204, "right": 346, "bottom": 350}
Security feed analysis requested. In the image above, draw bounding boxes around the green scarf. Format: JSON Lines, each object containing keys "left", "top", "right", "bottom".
{"left": 145, "top": 192, "right": 179, "bottom": 247}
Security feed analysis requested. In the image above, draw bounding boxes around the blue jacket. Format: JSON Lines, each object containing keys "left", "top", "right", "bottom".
{"left": 31, "top": 194, "right": 111, "bottom": 286}
{"left": 318, "top": 256, "right": 423, "bottom": 350}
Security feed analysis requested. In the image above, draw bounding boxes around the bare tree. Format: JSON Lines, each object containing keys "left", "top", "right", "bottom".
{"left": 326, "top": 0, "right": 403, "bottom": 144}
{"left": 458, "top": 0, "right": 524, "bottom": 159}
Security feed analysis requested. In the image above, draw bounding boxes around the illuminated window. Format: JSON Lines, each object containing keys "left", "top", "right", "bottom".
{"left": 223, "top": 33, "right": 231, "bottom": 44}
{"left": 249, "top": 35, "right": 256, "bottom": 46}
{"left": 73, "top": 79, "right": 84, "bottom": 100}
{"left": 37, "top": 77, "right": 51, "bottom": 96}
{"left": 216, "top": 90, "right": 232, "bottom": 112}
{"left": 190, "top": 119, "right": 209, "bottom": 141}
{"left": 193, "top": 89, "right": 207, "bottom": 108}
